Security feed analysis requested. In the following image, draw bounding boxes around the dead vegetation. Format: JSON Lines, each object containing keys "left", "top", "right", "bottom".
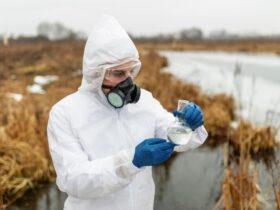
{"left": 0, "top": 94, "right": 55, "bottom": 208}
{"left": 214, "top": 143, "right": 259, "bottom": 210}
{"left": 136, "top": 39, "right": 280, "bottom": 55}
{"left": 0, "top": 41, "right": 279, "bottom": 208}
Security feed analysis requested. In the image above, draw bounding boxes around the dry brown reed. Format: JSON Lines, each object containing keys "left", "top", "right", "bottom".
{"left": 0, "top": 41, "right": 279, "bottom": 207}
{"left": 136, "top": 40, "right": 280, "bottom": 55}
{"left": 0, "top": 186, "right": 3, "bottom": 210}
{"left": 214, "top": 142, "right": 259, "bottom": 210}
{"left": 0, "top": 41, "right": 85, "bottom": 207}
{"left": 277, "top": 189, "right": 280, "bottom": 210}
{"left": 231, "top": 120, "right": 277, "bottom": 161}
{"left": 0, "top": 94, "right": 55, "bottom": 206}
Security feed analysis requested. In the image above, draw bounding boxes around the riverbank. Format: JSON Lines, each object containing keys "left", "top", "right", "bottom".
{"left": 136, "top": 39, "right": 280, "bottom": 55}
{"left": 1, "top": 41, "right": 279, "bottom": 209}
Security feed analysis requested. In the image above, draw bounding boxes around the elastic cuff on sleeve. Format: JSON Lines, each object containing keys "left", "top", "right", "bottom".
{"left": 121, "top": 148, "right": 145, "bottom": 175}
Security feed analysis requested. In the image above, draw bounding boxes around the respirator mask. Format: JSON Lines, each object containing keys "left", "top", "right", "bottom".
{"left": 102, "top": 77, "right": 141, "bottom": 108}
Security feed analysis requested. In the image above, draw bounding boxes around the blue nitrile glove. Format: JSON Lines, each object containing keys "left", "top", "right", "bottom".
{"left": 173, "top": 102, "right": 204, "bottom": 131}
{"left": 132, "top": 138, "right": 176, "bottom": 168}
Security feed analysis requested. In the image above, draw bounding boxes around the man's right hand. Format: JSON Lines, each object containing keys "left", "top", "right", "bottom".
{"left": 132, "top": 138, "right": 175, "bottom": 168}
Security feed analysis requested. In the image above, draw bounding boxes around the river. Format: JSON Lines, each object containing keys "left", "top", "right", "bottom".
{"left": 7, "top": 51, "right": 280, "bottom": 210}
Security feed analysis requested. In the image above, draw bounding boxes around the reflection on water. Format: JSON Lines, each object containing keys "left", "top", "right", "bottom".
{"left": 6, "top": 145, "right": 225, "bottom": 210}
{"left": 6, "top": 145, "right": 280, "bottom": 210}
{"left": 154, "top": 145, "right": 224, "bottom": 210}
{"left": 6, "top": 184, "right": 66, "bottom": 210}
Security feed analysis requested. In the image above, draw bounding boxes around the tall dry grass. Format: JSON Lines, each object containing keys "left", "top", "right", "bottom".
{"left": 214, "top": 142, "right": 259, "bottom": 210}
{"left": 0, "top": 94, "right": 55, "bottom": 207}
{"left": 0, "top": 41, "right": 85, "bottom": 206}
{"left": 0, "top": 41, "right": 279, "bottom": 207}
{"left": 0, "top": 187, "right": 3, "bottom": 210}
{"left": 231, "top": 120, "right": 277, "bottom": 162}
{"left": 136, "top": 39, "right": 280, "bottom": 55}
{"left": 214, "top": 119, "right": 279, "bottom": 210}
{"left": 277, "top": 189, "right": 280, "bottom": 210}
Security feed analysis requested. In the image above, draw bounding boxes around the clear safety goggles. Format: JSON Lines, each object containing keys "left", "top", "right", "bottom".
{"left": 104, "top": 61, "right": 141, "bottom": 82}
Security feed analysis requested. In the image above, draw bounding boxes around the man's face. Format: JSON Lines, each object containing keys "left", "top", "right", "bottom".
{"left": 102, "top": 60, "right": 138, "bottom": 95}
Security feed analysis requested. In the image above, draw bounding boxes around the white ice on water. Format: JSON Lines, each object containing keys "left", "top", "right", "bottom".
{"left": 160, "top": 51, "right": 280, "bottom": 137}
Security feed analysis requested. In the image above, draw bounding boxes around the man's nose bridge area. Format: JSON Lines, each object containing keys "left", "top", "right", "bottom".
{"left": 125, "top": 69, "right": 133, "bottom": 77}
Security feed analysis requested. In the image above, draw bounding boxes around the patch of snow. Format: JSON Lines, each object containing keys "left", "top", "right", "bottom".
{"left": 27, "top": 84, "right": 45, "bottom": 94}
{"left": 7, "top": 93, "right": 23, "bottom": 101}
{"left": 34, "top": 75, "right": 58, "bottom": 86}
{"left": 27, "top": 75, "right": 58, "bottom": 94}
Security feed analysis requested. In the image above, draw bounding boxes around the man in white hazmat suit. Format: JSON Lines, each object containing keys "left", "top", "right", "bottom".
{"left": 47, "top": 15, "right": 208, "bottom": 210}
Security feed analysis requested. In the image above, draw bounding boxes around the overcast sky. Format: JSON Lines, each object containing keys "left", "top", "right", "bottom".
{"left": 0, "top": 0, "right": 280, "bottom": 37}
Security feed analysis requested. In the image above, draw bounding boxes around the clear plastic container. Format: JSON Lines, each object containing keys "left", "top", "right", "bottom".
{"left": 167, "top": 100, "right": 193, "bottom": 145}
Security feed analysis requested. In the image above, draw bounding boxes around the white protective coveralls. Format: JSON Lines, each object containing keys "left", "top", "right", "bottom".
{"left": 47, "top": 15, "right": 208, "bottom": 210}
